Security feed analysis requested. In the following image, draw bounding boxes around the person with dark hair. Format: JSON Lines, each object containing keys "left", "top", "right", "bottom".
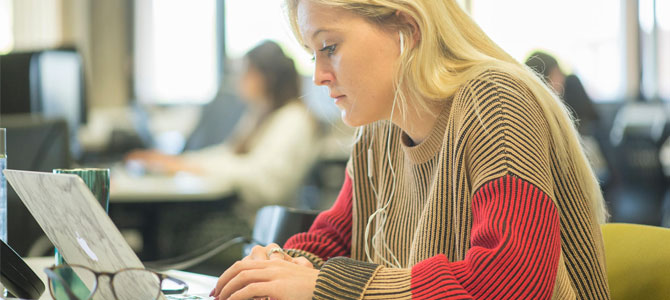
{"left": 525, "top": 51, "right": 563, "bottom": 91}
{"left": 525, "top": 51, "right": 600, "bottom": 135}
{"left": 127, "top": 40, "right": 319, "bottom": 216}
{"left": 526, "top": 50, "right": 612, "bottom": 188}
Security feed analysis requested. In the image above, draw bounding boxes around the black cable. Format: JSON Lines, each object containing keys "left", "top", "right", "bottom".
{"left": 143, "top": 235, "right": 266, "bottom": 271}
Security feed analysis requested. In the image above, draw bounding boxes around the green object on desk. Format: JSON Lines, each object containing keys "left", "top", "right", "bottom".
{"left": 49, "top": 266, "right": 92, "bottom": 300}
{"left": 53, "top": 168, "right": 110, "bottom": 212}
{"left": 51, "top": 168, "right": 110, "bottom": 296}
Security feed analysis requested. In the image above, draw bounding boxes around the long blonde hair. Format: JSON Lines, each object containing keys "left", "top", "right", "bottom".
{"left": 283, "top": 0, "right": 608, "bottom": 224}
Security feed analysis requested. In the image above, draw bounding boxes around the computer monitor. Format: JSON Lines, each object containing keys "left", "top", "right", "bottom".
{"left": 0, "top": 49, "right": 86, "bottom": 158}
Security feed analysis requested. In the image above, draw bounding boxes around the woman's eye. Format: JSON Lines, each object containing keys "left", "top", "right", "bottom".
{"left": 319, "top": 44, "right": 337, "bottom": 57}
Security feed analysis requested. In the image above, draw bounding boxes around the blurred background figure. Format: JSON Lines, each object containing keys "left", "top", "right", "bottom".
{"left": 525, "top": 51, "right": 613, "bottom": 187}
{"left": 525, "top": 51, "right": 600, "bottom": 135}
{"left": 119, "top": 41, "right": 321, "bottom": 271}
{"left": 127, "top": 40, "right": 319, "bottom": 219}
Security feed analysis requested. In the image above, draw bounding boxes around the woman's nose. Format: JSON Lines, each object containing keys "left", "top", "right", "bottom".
{"left": 312, "top": 62, "right": 334, "bottom": 86}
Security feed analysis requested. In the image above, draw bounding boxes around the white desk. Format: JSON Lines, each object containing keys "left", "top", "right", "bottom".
{"left": 105, "top": 166, "right": 238, "bottom": 260}
{"left": 23, "top": 257, "right": 217, "bottom": 300}
{"left": 110, "top": 167, "right": 234, "bottom": 203}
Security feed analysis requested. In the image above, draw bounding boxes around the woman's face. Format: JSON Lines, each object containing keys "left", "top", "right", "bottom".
{"left": 297, "top": 0, "right": 401, "bottom": 127}
{"left": 548, "top": 66, "right": 566, "bottom": 95}
{"left": 238, "top": 61, "right": 267, "bottom": 105}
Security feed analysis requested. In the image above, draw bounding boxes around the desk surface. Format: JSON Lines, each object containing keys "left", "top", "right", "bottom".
{"left": 22, "top": 257, "right": 217, "bottom": 300}
{"left": 110, "top": 166, "right": 234, "bottom": 203}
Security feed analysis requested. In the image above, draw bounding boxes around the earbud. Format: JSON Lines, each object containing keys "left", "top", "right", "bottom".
{"left": 399, "top": 32, "right": 405, "bottom": 55}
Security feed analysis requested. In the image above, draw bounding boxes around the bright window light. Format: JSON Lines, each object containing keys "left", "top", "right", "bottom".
{"left": 658, "top": 0, "right": 670, "bottom": 100}
{"left": 0, "top": 0, "right": 13, "bottom": 54}
{"left": 639, "top": 0, "right": 655, "bottom": 32}
{"left": 225, "top": 0, "right": 313, "bottom": 75}
{"left": 658, "top": 0, "right": 670, "bottom": 30}
{"left": 471, "top": 0, "right": 625, "bottom": 102}
{"left": 134, "top": 0, "right": 219, "bottom": 104}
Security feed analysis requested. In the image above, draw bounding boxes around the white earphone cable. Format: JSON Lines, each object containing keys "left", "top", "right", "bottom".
{"left": 363, "top": 32, "right": 405, "bottom": 268}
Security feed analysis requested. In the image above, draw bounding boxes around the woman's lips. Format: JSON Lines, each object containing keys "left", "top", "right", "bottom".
{"left": 333, "top": 95, "right": 345, "bottom": 105}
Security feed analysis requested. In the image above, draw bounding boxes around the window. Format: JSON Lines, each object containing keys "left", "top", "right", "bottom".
{"left": 225, "top": 0, "right": 312, "bottom": 75}
{"left": 657, "top": 0, "right": 670, "bottom": 100}
{"left": 0, "top": 0, "right": 12, "bottom": 54}
{"left": 471, "top": 0, "right": 625, "bottom": 102}
{"left": 134, "top": 0, "right": 219, "bottom": 104}
{"left": 639, "top": 0, "right": 669, "bottom": 101}
{"left": 640, "top": 0, "right": 657, "bottom": 100}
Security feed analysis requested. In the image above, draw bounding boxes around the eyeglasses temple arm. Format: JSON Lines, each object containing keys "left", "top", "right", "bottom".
{"left": 162, "top": 275, "right": 189, "bottom": 295}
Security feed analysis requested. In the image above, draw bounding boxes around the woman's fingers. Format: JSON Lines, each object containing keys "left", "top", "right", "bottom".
{"left": 248, "top": 243, "right": 280, "bottom": 260}
{"left": 212, "top": 244, "right": 301, "bottom": 297}
{"left": 213, "top": 244, "right": 279, "bottom": 297}
{"left": 218, "top": 268, "right": 274, "bottom": 300}
{"left": 216, "top": 259, "right": 318, "bottom": 300}
{"left": 213, "top": 260, "right": 262, "bottom": 297}
{"left": 266, "top": 247, "right": 290, "bottom": 261}
{"left": 227, "top": 282, "right": 273, "bottom": 300}
{"left": 292, "top": 256, "right": 314, "bottom": 268}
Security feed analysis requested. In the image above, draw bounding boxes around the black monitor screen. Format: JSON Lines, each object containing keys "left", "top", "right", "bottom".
{"left": 0, "top": 49, "right": 86, "bottom": 158}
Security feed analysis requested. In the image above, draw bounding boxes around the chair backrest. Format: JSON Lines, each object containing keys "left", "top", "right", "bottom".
{"left": 609, "top": 104, "right": 668, "bottom": 186}
{"left": 243, "top": 205, "right": 320, "bottom": 256}
{"left": 601, "top": 223, "right": 670, "bottom": 299}
{"left": 183, "top": 92, "right": 246, "bottom": 151}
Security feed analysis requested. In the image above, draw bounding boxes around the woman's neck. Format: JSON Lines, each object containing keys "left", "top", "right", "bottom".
{"left": 392, "top": 100, "right": 446, "bottom": 145}
{"left": 251, "top": 98, "right": 273, "bottom": 113}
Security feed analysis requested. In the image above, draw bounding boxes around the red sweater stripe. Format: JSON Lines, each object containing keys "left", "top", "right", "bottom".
{"left": 410, "top": 175, "right": 561, "bottom": 299}
{"left": 284, "top": 173, "right": 353, "bottom": 260}
{"left": 286, "top": 173, "right": 561, "bottom": 299}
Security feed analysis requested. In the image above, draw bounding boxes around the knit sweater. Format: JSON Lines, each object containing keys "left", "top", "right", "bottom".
{"left": 285, "top": 71, "right": 610, "bottom": 299}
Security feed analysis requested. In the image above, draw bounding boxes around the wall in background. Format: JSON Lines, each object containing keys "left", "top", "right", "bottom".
{"left": 5, "top": 0, "right": 130, "bottom": 109}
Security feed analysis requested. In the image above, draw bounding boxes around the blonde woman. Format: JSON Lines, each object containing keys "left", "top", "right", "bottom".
{"left": 212, "top": 1, "right": 610, "bottom": 299}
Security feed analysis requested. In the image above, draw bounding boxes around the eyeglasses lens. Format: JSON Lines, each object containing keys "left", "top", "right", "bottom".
{"left": 112, "top": 269, "right": 162, "bottom": 300}
{"left": 49, "top": 266, "right": 95, "bottom": 300}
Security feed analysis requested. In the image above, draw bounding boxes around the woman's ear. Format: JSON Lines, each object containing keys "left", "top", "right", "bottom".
{"left": 395, "top": 10, "right": 421, "bottom": 48}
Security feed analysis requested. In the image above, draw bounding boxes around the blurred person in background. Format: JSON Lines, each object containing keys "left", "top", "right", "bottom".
{"left": 525, "top": 51, "right": 612, "bottom": 185}
{"left": 525, "top": 51, "right": 600, "bottom": 135}
{"left": 127, "top": 40, "right": 319, "bottom": 219}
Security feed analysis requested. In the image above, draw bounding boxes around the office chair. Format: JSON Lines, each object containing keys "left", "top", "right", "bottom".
{"left": 182, "top": 92, "right": 246, "bottom": 151}
{"left": 601, "top": 223, "right": 670, "bottom": 299}
{"left": 243, "top": 205, "right": 320, "bottom": 256}
{"left": 608, "top": 104, "right": 669, "bottom": 225}
{"left": 143, "top": 205, "right": 320, "bottom": 271}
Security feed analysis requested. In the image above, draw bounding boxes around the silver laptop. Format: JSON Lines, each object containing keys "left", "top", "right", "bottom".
{"left": 4, "top": 170, "right": 209, "bottom": 300}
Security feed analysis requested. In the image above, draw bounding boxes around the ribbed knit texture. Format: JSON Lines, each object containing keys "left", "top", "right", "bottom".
{"left": 285, "top": 71, "right": 610, "bottom": 299}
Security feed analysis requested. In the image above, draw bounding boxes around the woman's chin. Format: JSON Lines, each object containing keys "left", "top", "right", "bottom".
{"left": 341, "top": 112, "right": 371, "bottom": 128}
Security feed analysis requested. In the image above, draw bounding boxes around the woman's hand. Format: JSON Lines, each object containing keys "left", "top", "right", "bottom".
{"left": 242, "top": 243, "right": 312, "bottom": 266}
{"left": 210, "top": 244, "right": 318, "bottom": 300}
{"left": 125, "top": 150, "right": 202, "bottom": 175}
